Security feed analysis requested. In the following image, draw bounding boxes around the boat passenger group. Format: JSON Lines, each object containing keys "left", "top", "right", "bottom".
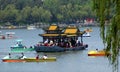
{"left": 11, "top": 41, "right": 33, "bottom": 49}
{"left": 35, "top": 38, "right": 83, "bottom": 48}
{"left": 3, "top": 53, "right": 27, "bottom": 59}
{"left": 4, "top": 53, "right": 48, "bottom": 60}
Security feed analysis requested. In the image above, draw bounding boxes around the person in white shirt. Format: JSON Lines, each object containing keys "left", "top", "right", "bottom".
{"left": 19, "top": 53, "right": 27, "bottom": 59}
{"left": 42, "top": 54, "right": 48, "bottom": 59}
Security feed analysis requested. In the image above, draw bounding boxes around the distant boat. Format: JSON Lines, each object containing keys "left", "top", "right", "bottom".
{"left": 88, "top": 50, "right": 110, "bottom": 56}
{"left": 6, "top": 32, "right": 16, "bottom": 39}
{"left": 0, "top": 31, "right": 5, "bottom": 39}
{"left": 10, "top": 39, "right": 34, "bottom": 52}
{"left": 27, "top": 25, "right": 36, "bottom": 30}
{"left": 82, "top": 32, "right": 91, "bottom": 37}
{"left": 0, "top": 31, "right": 16, "bottom": 39}
{"left": 84, "top": 28, "right": 93, "bottom": 32}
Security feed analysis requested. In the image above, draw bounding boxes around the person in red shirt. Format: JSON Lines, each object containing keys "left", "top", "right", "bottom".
{"left": 36, "top": 55, "right": 39, "bottom": 59}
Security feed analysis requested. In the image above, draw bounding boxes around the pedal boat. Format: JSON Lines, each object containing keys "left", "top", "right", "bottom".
{"left": 24, "top": 57, "right": 56, "bottom": 62}
{"left": 2, "top": 55, "right": 26, "bottom": 62}
{"left": 2, "top": 56, "right": 56, "bottom": 62}
{"left": 2, "top": 58, "right": 25, "bottom": 62}
{"left": 88, "top": 50, "right": 110, "bottom": 56}
{"left": 11, "top": 39, "right": 34, "bottom": 52}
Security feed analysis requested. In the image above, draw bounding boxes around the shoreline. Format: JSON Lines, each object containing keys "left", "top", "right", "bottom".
{"left": 0, "top": 23, "right": 103, "bottom": 30}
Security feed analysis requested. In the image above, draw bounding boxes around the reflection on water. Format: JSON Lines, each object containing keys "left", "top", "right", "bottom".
{"left": 0, "top": 27, "right": 116, "bottom": 72}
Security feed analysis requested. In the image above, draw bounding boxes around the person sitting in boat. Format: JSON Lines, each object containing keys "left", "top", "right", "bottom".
{"left": 96, "top": 49, "right": 98, "bottom": 52}
{"left": 42, "top": 54, "right": 48, "bottom": 59}
{"left": 36, "top": 55, "right": 39, "bottom": 60}
{"left": 15, "top": 41, "right": 24, "bottom": 48}
{"left": 76, "top": 41, "right": 81, "bottom": 46}
{"left": 44, "top": 39, "right": 49, "bottom": 46}
{"left": 2, "top": 35, "right": 5, "bottom": 39}
{"left": 18, "top": 42, "right": 23, "bottom": 47}
{"left": 19, "top": 53, "right": 27, "bottom": 59}
{"left": 8, "top": 53, "right": 11, "bottom": 58}
{"left": 24, "top": 46, "right": 27, "bottom": 49}
{"left": 2, "top": 53, "right": 12, "bottom": 59}
{"left": 49, "top": 40, "right": 54, "bottom": 46}
{"left": 70, "top": 38, "right": 76, "bottom": 47}
{"left": 30, "top": 46, "right": 33, "bottom": 48}
{"left": 15, "top": 42, "right": 19, "bottom": 46}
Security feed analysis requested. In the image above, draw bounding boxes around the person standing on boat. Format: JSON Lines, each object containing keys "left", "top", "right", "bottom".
{"left": 18, "top": 42, "right": 23, "bottom": 47}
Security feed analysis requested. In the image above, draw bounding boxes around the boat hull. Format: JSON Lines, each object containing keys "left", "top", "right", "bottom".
{"left": 88, "top": 50, "right": 110, "bottom": 56}
{"left": 2, "top": 57, "right": 56, "bottom": 62}
{"left": 34, "top": 44, "right": 88, "bottom": 52}
{"left": 11, "top": 48, "right": 34, "bottom": 52}
{"left": 2, "top": 59, "right": 25, "bottom": 62}
{"left": 24, "top": 57, "right": 56, "bottom": 62}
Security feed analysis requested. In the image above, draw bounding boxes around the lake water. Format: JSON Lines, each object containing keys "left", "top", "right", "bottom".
{"left": 0, "top": 27, "right": 119, "bottom": 72}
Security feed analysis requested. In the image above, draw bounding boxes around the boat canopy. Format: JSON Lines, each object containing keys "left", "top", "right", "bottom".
{"left": 48, "top": 25, "right": 57, "bottom": 30}
{"left": 15, "top": 39, "right": 23, "bottom": 42}
{"left": 64, "top": 29, "right": 77, "bottom": 34}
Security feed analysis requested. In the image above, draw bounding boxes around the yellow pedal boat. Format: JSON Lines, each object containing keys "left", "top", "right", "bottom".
{"left": 88, "top": 50, "right": 110, "bottom": 56}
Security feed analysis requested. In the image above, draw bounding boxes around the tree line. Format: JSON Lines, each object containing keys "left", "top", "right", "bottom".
{"left": 0, "top": 0, "right": 95, "bottom": 25}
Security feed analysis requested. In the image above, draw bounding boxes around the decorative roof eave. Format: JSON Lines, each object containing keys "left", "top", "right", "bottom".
{"left": 66, "top": 34, "right": 77, "bottom": 37}
{"left": 39, "top": 34, "right": 59, "bottom": 36}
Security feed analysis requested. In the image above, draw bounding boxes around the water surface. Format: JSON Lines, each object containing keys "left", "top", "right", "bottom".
{"left": 0, "top": 27, "right": 117, "bottom": 72}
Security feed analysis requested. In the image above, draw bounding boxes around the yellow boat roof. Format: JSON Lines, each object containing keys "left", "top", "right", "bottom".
{"left": 48, "top": 25, "right": 57, "bottom": 30}
{"left": 64, "top": 29, "right": 77, "bottom": 34}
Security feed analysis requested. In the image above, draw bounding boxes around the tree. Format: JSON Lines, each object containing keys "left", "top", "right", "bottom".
{"left": 31, "top": 6, "right": 40, "bottom": 22}
{"left": 21, "top": 6, "right": 32, "bottom": 24}
{"left": 2, "top": 4, "right": 18, "bottom": 24}
{"left": 43, "top": 0, "right": 60, "bottom": 22}
{"left": 93, "top": 0, "right": 120, "bottom": 72}
{"left": 0, "top": 0, "right": 93, "bottom": 24}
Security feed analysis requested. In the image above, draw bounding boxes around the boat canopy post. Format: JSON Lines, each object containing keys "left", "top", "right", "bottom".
{"left": 80, "top": 34, "right": 83, "bottom": 44}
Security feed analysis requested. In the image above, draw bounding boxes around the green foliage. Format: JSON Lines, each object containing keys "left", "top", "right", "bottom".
{"left": 0, "top": 0, "right": 94, "bottom": 25}
{"left": 93, "top": 0, "right": 120, "bottom": 72}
